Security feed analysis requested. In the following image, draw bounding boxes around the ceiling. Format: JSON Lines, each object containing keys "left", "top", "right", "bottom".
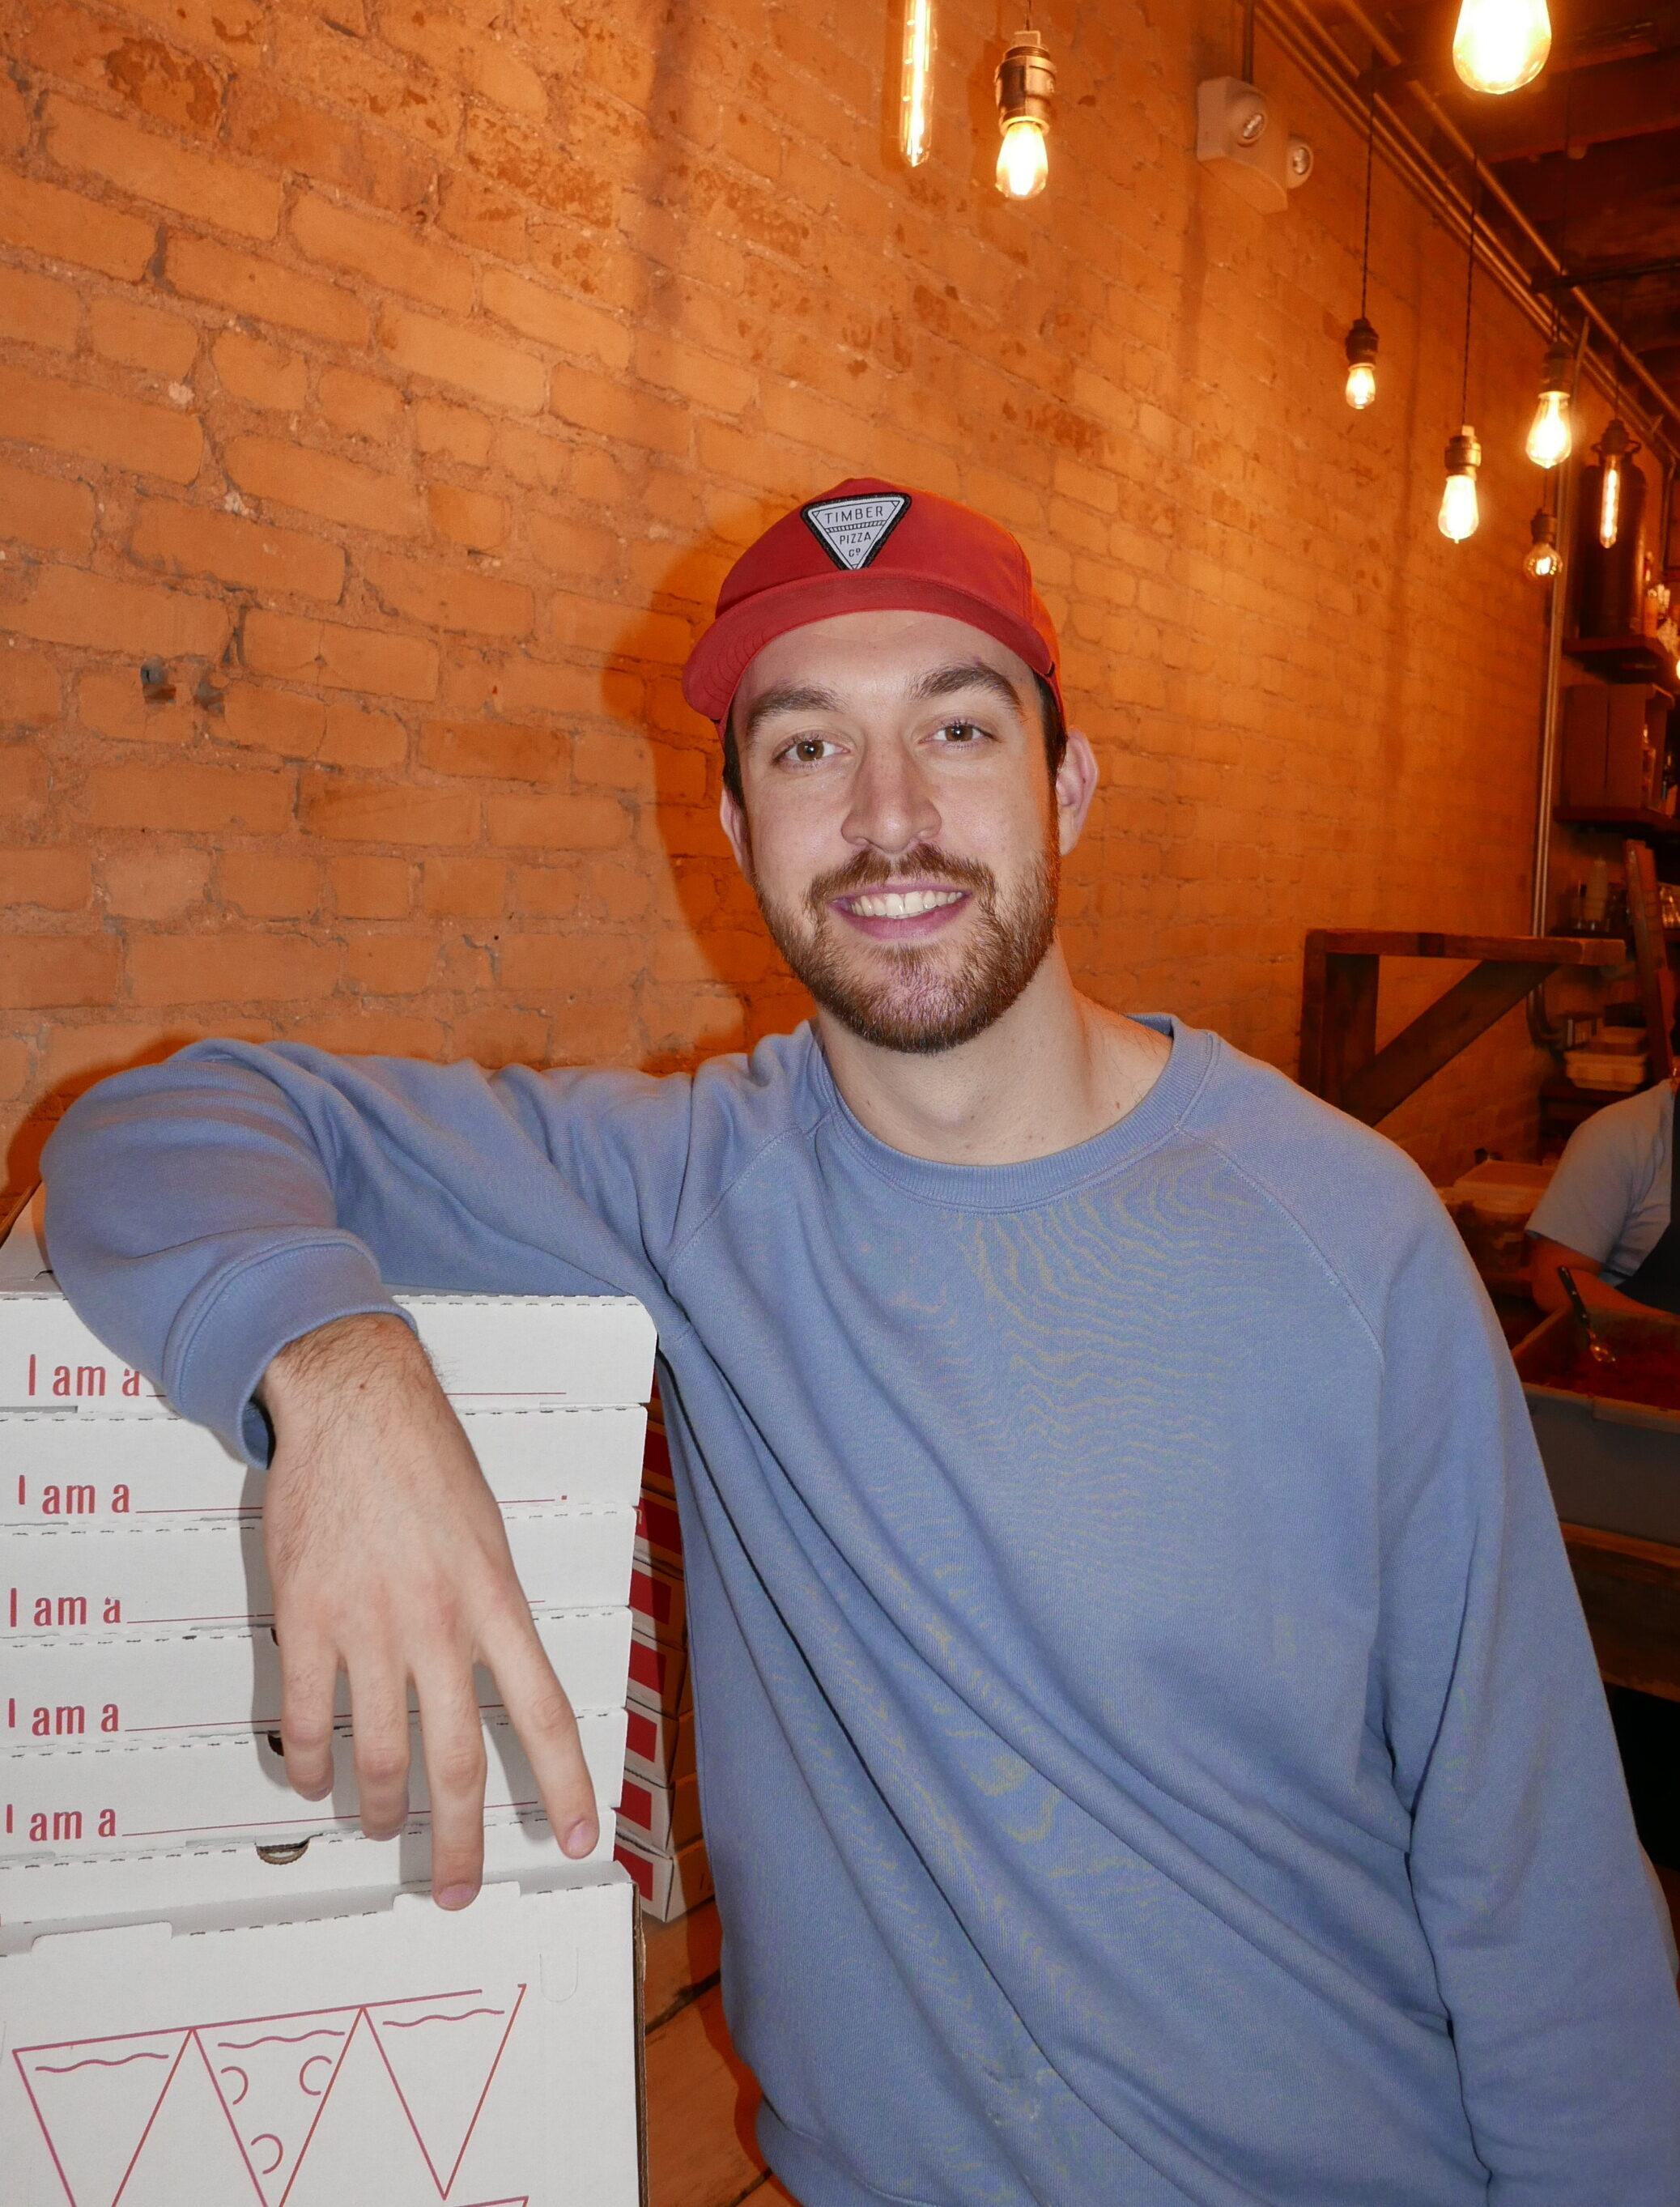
{"left": 1312, "top": 2, "right": 1680, "bottom": 418}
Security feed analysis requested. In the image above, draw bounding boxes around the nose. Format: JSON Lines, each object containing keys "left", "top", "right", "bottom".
{"left": 841, "top": 741, "right": 941, "bottom": 860}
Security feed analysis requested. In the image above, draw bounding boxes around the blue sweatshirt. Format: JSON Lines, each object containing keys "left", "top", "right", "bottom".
{"left": 41, "top": 1017, "right": 1680, "bottom": 2205}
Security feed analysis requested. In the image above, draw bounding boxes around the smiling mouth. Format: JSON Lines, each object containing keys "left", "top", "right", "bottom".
{"left": 836, "top": 887, "right": 968, "bottom": 920}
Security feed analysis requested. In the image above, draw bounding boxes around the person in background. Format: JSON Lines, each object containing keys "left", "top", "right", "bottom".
{"left": 41, "top": 481, "right": 1680, "bottom": 2207}
{"left": 1529, "top": 1069, "right": 1680, "bottom": 1316}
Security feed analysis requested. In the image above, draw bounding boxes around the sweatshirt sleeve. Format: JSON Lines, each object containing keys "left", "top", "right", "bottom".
{"left": 40, "top": 1040, "right": 695, "bottom": 1463}
{"left": 1376, "top": 1204, "right": 1680, "bottom": 2200}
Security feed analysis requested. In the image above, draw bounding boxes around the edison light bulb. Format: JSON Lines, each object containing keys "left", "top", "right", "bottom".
{"left": 1525, "top": 387, "right": 1571, "bottom": 468}
{"left": 900, "top": 0, "right": 934, "bottom": 168}
{"left": 1440, "top": 472, "right": 1480, "bottom": 542}
{"left": 1346, "top": 360, "right": 1376, "bottom": 410}
{"left": 1600, "top": 457, "right": 1623, "bottom": 549}
{"left": 1452, "top": 0, "right": 1552, "bottom": 92}
{"left": 996, "top": 116, "right": 1048, "bottom": 198}
{"left": 1524, "top": 512, "right": 1560, "bottom": 580}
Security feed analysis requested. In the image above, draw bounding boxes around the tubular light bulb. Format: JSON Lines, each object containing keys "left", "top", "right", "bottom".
{"left": 1346, "top": 360, "right": 1376, "bottom": 410}
{"left": 996, "top": 116, "right": 1049, "bottom": 198}
{"left": 1600, "top": 457, "right": 1623, "bottom": 549}
{"left": 900, "top": 0, "right": 934, "bottom": 168}
{"left": 1439, "top": 426, "right": 1482, "bottom": 542}
{"left": 1452, "top": 0, "right": 1552, "bottom": 93}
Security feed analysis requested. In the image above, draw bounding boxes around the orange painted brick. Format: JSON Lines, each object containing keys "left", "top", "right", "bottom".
{"left": 415, "top": 399, "right": 494, "bottom": 467}
{"left": 582, "top": 854, "right": 653, "bottom": 922}
{"left": 131, "top": 501, "right": 347, "bottom": 602}
{"left": 317, "top": 366, "right": 406, "bottom": 442}
{"left": 487, "top": 657, "right": 641, "bottom": 723}
{"left": 45, "top": 94, "right": 282, "bottom": 240}
{"left": 167, "top": 235, "right": 368, "bottom": 346}
{"left": 511, "top": 861, "right": 581, "bottom": 918}
{"left": 0, "top": 740, "right": 48, "bottom": 818}
{"left": 419, "top": 718, "right": 560, "bottom": 780}
{"left": 0, "top": 362, "right": 202, "bottom": 485}
{"left": 242, "top": 611, "right": 440, "bottom": 702}
{"left": 421, "top": 854, "right": 506, "bottom": 917}
{"left": 448, "top": 1007, "right": 549, "bottom": 1063}
{"left": 118, "top": 0, "right": 265, "bottom": 58}
{"left": 5, "top": 848, "right": 93, "bottom": 912}
{"left": 271, "top": 15, "right": 461, "bottom": 153}
{"left": 498, "top": 929, "right": 640, "bottom": 993}
{"left": 345, "top": 934, "right": 438, "bottom": 995}
{"left": 83, "top": 760, "right": 292, "bottom": 833}
{"left": 485, "top": 791, "right": 629, "bottom": 848}
{"left": 635, "top": 330, "right": 755, "bottom": 415}
{"left": 128, "top": 930, "right": 342, "bottom": 1006}
{"left": 78, "top": 667, "right": 196, "bottom": 745}
{"left": 547, "top": 365, "right": 690, "bottom": 458}
{"left": 23, "top": 10, "right": 222, "bottom": 137}
{"left": 213, "top": 330, "right": 308, "bottom": 412}
{"left": 283, "top": 1010, "right": 446, "bottom": 1057}
{"left": 364, "top": 550, "right": 532, "bottom": 638}
{"left": 549, "top": 591, "right": 690, "bottom": 666}
{"left": 225, "top": 436, "right": 425, "bottom": 537}
{"left": 480, "top": 269, "right": 631, "bottom": 370}
{"left": 88, "top": 296, "right": 200, "bottom": 379}
{"left": 321, "top": 702, "right": 407, "bottom": 769}
{"left": 0, "top": 171, "right": 155, "bottom": 279}
{"left": 1, "top": 935, "right": 121, "bottom": 1010}
{"left": 526, "top": 509, "right": 620, "bottom": 584}
{"left": 3, "top": 567, "right": 228, "bottom": 658}
{"left": 461, "top": 110, "right": 615, "bottom": 230}
{"left": 223, "top": 683, "right": 329, "bottom": 759}
{"left": 436, "top": 168, "right": 527, "bottom": 260}
{"left": 380, "top": 304, "right": 547, "bottom": 413}
{"left": 0, "top": 461, "right": 97, "bottom": 557}
{"left": 227, "top": 81, "right": 434, "bottom": 219}
{"left": 300, "top": 776, "right": 478, "bottom": 844}
{"left": 427, "top": 482, "right": 507, "bottom": 551}
{"left": 0, "top": 1039, "right": 30, "bottom": 1106}
{"left": 0, "top": 72, "right": 28, "bottom": 157}
{"left": 100, "top": 846, "right": 211, "bottom": 919}
{"left": 0, "top": 645, "right": 62, "bottom": 726}
{"left": 0, "top": 265, "right": 79, "bottom": 355}
{"left": 329, "top": 853, "right": 412, "bottom": 917}
{"left": 291, "top": 190, "right": 473, "bottom": 313}
{"left": 217, "top": 851, "right": 323, "bottom": 918}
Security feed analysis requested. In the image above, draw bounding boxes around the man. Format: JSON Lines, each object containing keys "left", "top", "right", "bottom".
{"left": 1529, "top": 1069, "right": 1680, "bottom": 1316}
{"left": 44, "top": 480, "right": 1680, "bottom": 2204}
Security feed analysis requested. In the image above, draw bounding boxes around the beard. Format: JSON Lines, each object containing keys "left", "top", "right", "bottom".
{"left": 753, "top": 834, "right": 1060, "bottom": 1056}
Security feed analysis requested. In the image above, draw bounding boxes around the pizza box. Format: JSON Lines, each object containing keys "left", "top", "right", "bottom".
{"left": 625, "top": 1626, "right": 688, "bottom": 1720}
{"left": 622, "top": 1700, "right": 693, "bottom": 1788}
{"left": 615, "top": 1771, "right": 700, "bottom": 1856}
{"left": 0, "top": 1193, "right": 656, "bottom": 1416}
{"left": 0, "top": 1405, "right": 648, "bottom": 1522}
{"left": 627, "top": 1559, "right": 684, "bottom": 1651}
{"left": 2, "top": 1509, "right": 635, "bottom": 1635}
{"left": 613, "top": 1828, "right": 710, "bottom": 1924}
{"left": 0, "top": 1708, "right": 627, "bottom": 1870}
{"left": 633, "top": 1487, "right": 682, "bottom": 1568}
{"left": 2, "top": 1607, "right": 632, "bottom": 1750}
{"left": 0, "top": 1865, "right": 642, "bottom": 2205}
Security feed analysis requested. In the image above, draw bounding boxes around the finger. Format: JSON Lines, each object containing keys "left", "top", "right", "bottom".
{"left": 481, "top": 1610, "right": 599, "bottom": 1861}
{"left": 344, "top": 1658, "right": 412, "bottom": 1841}
{"left": 275, "top": 1618, "right": 339, "bottom": 1805}
{"left": 414, "top": 1663, "right": 487, "bottom": 1909}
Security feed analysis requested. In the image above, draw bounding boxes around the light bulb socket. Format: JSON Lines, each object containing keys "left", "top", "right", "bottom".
{"left": 1538, "top": 340, "right": 1572, "bottom": 398}
{"left": 1444, "top": 424, "right": 1481, "bottom": 477}
{"left": 1344, "top": 317, "right": 1379, "bottom": 370}
{"left": 997, "top": 30, "right": 1056, "bottom": 132}
{"left": 1596, "top": 417, "right": 1637, "bottom": 464}
{"left": 1528, "top": 508, "right": 1557, "bottom": 550}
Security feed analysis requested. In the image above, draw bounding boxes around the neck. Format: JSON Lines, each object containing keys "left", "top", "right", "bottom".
{"left": 814, "top": 946, "right": 1172, "bottom": 1166}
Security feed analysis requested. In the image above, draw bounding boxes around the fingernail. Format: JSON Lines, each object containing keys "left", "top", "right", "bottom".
{"left": 437, "top": 1882, "right": 478, "bottom": 1911}
{"left": 561, "top": 1818, "right": 596, "bottom": 1858}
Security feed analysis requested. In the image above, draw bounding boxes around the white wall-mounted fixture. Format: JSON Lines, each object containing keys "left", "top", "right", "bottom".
{"left": 1196, "top": 78, "right": 1312, "bottom": 212}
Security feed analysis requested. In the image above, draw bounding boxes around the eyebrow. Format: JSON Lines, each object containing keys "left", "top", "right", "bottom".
{"left": 740, "top": 660, "right": 1025, "bottom": 745}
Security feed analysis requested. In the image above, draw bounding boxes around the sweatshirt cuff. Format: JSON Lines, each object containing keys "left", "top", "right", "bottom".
{"left": 163, "top": 1235, "right": 417, "bottom": 1466}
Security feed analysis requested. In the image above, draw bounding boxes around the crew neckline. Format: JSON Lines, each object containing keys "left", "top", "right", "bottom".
{"left": 806, "top": 1014, "right": 1218, "bottom": 1211}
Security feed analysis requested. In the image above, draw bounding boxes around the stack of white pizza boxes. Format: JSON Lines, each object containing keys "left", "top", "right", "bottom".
{"left": 615, "top": 1393, "right": 708, "bottom": 1920}
{"left": 0, "top": 1189, "right": 653, "bottom": 2206}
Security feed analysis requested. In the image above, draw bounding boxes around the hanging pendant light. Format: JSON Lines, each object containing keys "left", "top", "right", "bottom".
{"left": 1343, "top": 66, "right": 1380, "bottom": 410}
{"left": 1523, "top": 507, "right": 1561, "bottom": 580}
{"left": 1525, "top": 338, "right": 1573, "bottom": 468}
{"left": 900, "top": 0, "right": 935, "bottom": 168}
{"left": 1452, "top": 0, "right": 1552, "bottom": 94}
{"left": 1595, "top": 419, "right": 1637, "bottom": 550}
{"left": 994, "top": 29, "right": 1055, "bottom": 199}
{"left": 1439, "top": 168, "right": 1482, "bottom": 542}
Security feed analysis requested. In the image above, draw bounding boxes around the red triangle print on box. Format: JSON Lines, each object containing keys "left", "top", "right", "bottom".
{"left": 365, "top": 1987, "right": 525, "bottom": 2198}
{"left": 14, "top": 2032, "right": 190, "bottom": 2207}
{"left": 200, "top": 2008, "right": 359, "bottom": 2207}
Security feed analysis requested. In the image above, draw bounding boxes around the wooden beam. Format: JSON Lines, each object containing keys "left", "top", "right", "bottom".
{"left": 1304, "top": 929, "right": 1623, "bottom": 965}
{"left": 1337, "top": 959, "right": 1542, "bottom": 1125}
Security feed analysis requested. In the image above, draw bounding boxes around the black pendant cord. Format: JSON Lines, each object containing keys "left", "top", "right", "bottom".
{"left": 1460, "top": 158, "right": 1478, "bottom": 424}
{"left": 1359, "top": 60, "right": 1376, "bottom": 321}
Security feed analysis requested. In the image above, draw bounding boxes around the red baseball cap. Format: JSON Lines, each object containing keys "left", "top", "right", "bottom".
{"left": 682, "top": 478, "right": 1062, "bottom": 725}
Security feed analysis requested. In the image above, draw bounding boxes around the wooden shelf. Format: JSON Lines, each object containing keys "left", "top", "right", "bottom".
{"left": 1563, "top": 634, "right": 1678, "bottom": 691}
{"left": 1305, "top": 929, "right": 1624, "bottom": 965}
{"left": 1555, "top": 805, "right": 1680, "bottom": 841}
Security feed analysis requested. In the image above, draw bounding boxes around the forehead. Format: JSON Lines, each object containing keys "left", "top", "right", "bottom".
{"left": 733, "top": 610, "right": 1035, "bottom": 724}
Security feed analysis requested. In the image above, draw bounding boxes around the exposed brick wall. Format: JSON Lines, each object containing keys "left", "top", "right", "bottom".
{"left": 2, "top": 0, "right": 1577, "bottom": 1202}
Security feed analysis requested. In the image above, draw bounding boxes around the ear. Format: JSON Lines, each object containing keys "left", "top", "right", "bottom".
{"left": 1053, "top": 729, "right": 1099, "bottom": 856}
{"left": 719, "top": 782, "right": 754, "bottom": 882}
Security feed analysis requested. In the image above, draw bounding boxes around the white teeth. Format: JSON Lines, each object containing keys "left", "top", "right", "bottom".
{"left": 846, "top": 889, "right": 965, "bottom": 919}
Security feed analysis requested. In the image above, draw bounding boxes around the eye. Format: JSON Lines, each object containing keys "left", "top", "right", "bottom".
{"left": 774, "top": 734, "right": 841, "bottom": 768}
{"left": 929, "top": 720, "right": 991, "bottom": 746}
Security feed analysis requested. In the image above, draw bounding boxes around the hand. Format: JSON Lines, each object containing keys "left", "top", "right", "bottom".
{"left": 257, "top": 1313, "right": 600, "bottom": 1907}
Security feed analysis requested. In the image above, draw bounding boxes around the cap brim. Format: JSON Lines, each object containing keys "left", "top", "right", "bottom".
{"left": 682, "top": 571, "right": 1057, "bottom": 722}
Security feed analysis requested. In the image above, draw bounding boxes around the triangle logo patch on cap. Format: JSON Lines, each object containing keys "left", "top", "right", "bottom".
{"left": 801, "top": 493, "right": 910, "bottom": 572}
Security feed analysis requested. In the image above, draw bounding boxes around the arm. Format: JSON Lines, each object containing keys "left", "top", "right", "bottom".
{"left": 1527, "top": 1233, "right": 1655, "bottom": 1319}
{"left": 1378, "top": 1210, "right": 1680, "bottom": 2198}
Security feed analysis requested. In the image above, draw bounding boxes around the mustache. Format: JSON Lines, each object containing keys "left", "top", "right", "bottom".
{"left": 804, "top": 844, "right": 997, "bottom": 921}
